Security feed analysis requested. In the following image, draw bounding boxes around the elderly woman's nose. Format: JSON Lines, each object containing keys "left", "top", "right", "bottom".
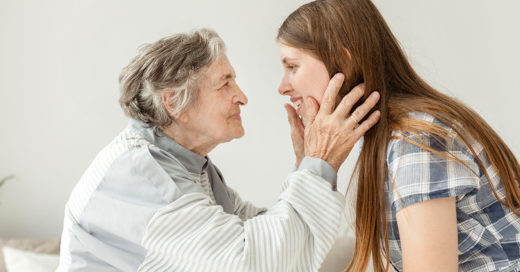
{"left": 233, "top": 86, "right": 248, "bottom": 105}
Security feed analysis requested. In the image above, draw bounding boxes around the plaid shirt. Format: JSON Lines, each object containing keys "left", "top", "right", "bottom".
{"left": 384, "top": 112, "right": 520, "bottom": 272}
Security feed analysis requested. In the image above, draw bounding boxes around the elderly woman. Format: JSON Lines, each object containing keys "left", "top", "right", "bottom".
{"left": 57, "top": 29, "right": 380, "bottom": 271}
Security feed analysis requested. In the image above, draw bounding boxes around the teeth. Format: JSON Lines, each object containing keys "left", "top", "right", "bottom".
{"left": 293, "top": 99, "right": 302, "bottom": 108}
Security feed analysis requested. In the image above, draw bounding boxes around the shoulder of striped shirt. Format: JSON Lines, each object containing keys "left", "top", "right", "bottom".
{"left": 65, "top": 128, "right": 152, "bottom": 223}
{"left": 60, "top": 128, "right": 151, "bottom": 269}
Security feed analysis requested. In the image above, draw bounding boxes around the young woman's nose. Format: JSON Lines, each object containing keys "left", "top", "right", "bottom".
{"left": 278, "top": 74, "right": 292, "bottom": 96}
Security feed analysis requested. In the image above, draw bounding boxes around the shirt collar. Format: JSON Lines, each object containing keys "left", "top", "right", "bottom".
{"left": 128, "top": 119, "right": 208, "bottom": 174}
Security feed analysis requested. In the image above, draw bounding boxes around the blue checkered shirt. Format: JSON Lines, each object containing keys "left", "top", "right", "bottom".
{"left": 385, "top": 112, "right": 520, "bottom": 272}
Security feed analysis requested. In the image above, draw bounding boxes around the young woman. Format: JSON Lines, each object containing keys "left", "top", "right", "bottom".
{"left": 277, "top": 0, "right": 520, "bottom": 271}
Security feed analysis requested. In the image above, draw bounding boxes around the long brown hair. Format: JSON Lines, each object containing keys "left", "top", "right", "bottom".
{"left": 277, "top": 0, "right": 520, "bottom": 271}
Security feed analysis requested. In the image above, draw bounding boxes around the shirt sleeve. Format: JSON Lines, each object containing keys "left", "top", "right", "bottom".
{"left": 386, "top": 131, "right": 481, "bottom": 212}
{"left": 227, "top": 186, "right": 267, "bottom": 221}
{"left": 137, "top": 169, "right": 345, "bottom": 272}
{"left": 298, "top": 156, "right": 338, "bottom": 190}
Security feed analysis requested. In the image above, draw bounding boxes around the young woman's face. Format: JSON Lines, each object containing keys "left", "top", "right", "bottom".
{"left": 278, "top": 44, "right": 330, "bottom": 116}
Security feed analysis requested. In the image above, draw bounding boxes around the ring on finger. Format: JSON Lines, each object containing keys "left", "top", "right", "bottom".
{"left": 349, "top": 115, "right": 360, "bottom": 129}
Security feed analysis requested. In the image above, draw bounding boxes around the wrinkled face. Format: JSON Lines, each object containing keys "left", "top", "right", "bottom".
{"left": 278, "top": 44, "right": 330, "bottom": 116}
{"left": 181, "top": 55, "right": 248, "bottom": 144}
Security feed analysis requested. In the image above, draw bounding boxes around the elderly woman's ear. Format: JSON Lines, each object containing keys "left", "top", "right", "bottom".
{"left": 161, "top": 88, "right": 184, "bottom": 121}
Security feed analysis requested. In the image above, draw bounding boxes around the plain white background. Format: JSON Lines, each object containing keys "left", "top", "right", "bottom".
{"left": 0, "top": 0, "right": 519, "bottom": 243}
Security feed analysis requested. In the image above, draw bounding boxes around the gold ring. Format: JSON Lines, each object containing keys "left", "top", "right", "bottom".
{"left": 349, "top": 115, "right": 360, "bottom": 129}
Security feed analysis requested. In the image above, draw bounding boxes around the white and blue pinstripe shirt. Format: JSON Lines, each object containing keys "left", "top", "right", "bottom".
{"left": 57, "top": 119, "right": 345, "bottom": 271}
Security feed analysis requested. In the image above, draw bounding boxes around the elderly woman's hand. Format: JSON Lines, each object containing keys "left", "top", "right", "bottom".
{"left": 301, "top": 74, "right": 380, "bottom": 171}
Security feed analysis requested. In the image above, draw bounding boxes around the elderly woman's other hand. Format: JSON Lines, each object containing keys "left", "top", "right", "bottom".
{"left": 301, "top": 74, "right": 380, "bottom": 171}
{"left": 284, "top": 103, "right": 305, "bottom": 167}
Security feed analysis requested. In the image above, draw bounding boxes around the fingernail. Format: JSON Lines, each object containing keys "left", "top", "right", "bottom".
{"left": 371, "top": 91, "right": 380, "bottom": 99}
{"left": 336, "top": 73, "right": 345, "bottom": 80}
{"left": 306, "top": 97, "right": 312, "bottom": 105}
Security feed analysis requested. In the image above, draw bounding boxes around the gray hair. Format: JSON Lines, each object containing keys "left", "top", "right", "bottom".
{"left": 119, "top": 28, "right": 226, "bottom": 127}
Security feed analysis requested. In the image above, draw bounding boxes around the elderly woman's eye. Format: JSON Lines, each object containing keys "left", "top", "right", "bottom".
{"left": 219, "top": 82, "right": 229, "bottom": 89}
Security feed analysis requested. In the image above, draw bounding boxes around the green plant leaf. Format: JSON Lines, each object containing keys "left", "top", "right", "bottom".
{"left": 0, "top": 175, "right": 16, "bottom": 187}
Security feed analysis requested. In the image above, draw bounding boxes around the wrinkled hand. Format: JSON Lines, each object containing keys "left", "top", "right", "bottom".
{"left": 300, "top": 73, "right": 380, "bottom": 171}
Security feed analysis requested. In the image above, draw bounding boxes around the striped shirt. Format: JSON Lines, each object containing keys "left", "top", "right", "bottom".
{"left": 385, "top": 112, "right": 520, "bottom": 272}
{"left": 190, "top": 171, "right": 217, "bottom": 204}
{"left": 57, "top": 119, "right": 345, "bottom": 271}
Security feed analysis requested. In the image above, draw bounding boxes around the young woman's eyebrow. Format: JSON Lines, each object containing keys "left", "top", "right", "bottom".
{"left": 282, "top": 57, "right": 298, "bottom": 64}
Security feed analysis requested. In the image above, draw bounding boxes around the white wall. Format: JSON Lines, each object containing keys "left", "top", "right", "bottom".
{"left": 0, "top": 0, "right": 519, "bottom": 240}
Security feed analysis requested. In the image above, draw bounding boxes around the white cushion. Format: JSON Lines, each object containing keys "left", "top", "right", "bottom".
{"left": 3, "top": 246, "right": 59, "bottom": 272}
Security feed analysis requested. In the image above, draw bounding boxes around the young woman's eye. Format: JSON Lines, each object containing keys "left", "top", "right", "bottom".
{"left": 286, "top": 64, "right": 298, "bottom": 71}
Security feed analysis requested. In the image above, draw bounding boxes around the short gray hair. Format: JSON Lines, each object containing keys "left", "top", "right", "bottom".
{"left": 119, "top": 28, "right": 226, "bottom": 127}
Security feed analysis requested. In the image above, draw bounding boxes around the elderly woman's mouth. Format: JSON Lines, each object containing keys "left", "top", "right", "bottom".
{"left": 229, "top": 113, "right": 241, "bottom": 120}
